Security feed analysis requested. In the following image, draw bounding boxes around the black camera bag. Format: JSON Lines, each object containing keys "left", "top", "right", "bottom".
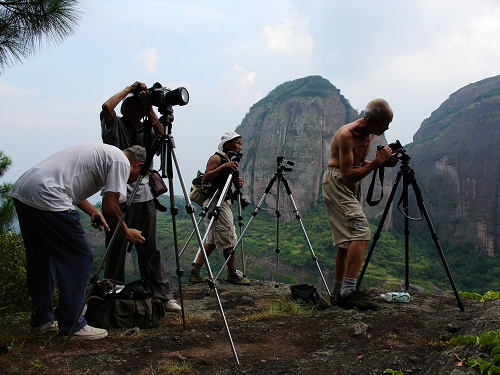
{"left": 85, "top": 279, "right": 165, "bottom": 329}
{"left": 290, "top": 284, "right": 329, "bottom": 309}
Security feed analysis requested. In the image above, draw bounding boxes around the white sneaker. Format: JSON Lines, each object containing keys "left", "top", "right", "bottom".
{"left": 32, "top": 320, "right": 59, "bottom": 333}
{"left": 164, "top": 299, "right": 182, "bottom": 313}
{"left": 66, "top": 325, "right": 108, "bottom": 340}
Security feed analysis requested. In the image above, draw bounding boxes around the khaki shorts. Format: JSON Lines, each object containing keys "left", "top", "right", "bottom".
{"left": 322, "top": 167, "right": 371, "bottom": 249}
{"left": 204, "top": 199, "right": 237, "bottom": 249}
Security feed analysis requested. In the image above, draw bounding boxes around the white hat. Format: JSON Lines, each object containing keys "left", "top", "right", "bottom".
{"left": 218, "top": 131, "right": 241, "bottom": 151}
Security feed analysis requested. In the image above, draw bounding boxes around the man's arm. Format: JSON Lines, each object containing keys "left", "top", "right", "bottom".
{"left": 338, "top": 131, "right": 393, "bottom": 186}
{"left": 202, "top": 154, "right": 239, "bottom": 184}
{"left": 76, "top": 199, "right": 110, "bottom": 231}
{"left": 101, "top": 192, "right": 145, "bottom": 245}
{"left": 100, "top": 81, "right": 147, "bottom": 126}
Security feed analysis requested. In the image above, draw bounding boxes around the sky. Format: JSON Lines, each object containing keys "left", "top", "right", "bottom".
{"left": 2, "top": 0, "right": 500, "bottom": 203}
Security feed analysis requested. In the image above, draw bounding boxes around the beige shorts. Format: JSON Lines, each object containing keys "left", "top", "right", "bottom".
{"left": 204, "top": 199, "right": 237, "bottom": 249}
{"left": 322, "top": 167, "right": 371, "bottom": 249}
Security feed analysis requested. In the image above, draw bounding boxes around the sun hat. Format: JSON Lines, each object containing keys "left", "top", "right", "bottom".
{"left": 218, "top": 131, "right": 241, "bottom": 151}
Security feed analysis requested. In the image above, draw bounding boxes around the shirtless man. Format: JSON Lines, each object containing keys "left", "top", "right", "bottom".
{"left": 322, "top": 98, "right": 398, "bottom": 310}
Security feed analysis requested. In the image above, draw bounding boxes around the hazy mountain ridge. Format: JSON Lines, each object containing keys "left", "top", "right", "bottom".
{"left": 405, "top": 74, "right": 500, "bottom": 257}
{"left": 234, "top": 74, "right": 500, "bottom": 257}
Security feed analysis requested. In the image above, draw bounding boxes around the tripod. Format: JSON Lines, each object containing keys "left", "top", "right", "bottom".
{"left": 64, "top": 106, "right": 240, "bottom": 364}
{"left": 190, "top": 153, "right": 245, "bottom": 292}
{"left": 226, "top": 157, "right": 331, "bottom": 294}
{"left": 357, "top": 149, "right": 465, "bottom": 311}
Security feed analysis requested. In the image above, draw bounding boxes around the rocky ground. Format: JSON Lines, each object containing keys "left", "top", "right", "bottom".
{"left": 1, "top": 279, "right": 499, "bottom": 375}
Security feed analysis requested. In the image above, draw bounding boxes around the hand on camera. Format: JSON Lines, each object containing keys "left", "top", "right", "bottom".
{"left": 225, "top": 161, "right": 239, "bottom": 171}
{"left": 377, "top": 146, "right": 394, "bottom": 163}
{"left": 377, "top": 145, "right": 399, "bottom": 167}
{"left": 130, "top": 81, "right": 147, "bottom": 95}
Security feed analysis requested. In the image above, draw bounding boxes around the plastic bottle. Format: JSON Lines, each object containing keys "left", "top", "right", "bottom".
{"left": 380, "top": 292, "right": 410, "bottom": 303}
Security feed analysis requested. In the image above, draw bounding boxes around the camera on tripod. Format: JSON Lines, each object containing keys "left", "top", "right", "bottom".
{"left": 377, "top": 139, "right": 403, "bottom": 154}
{"left": 227, "top": 151, "right": 243, "bottom": 163}
{"left": 147, "top": 82, "right": 189, "bottom": 108}
{"left": 277, "top": 156, "right": 294, "bottom": 172}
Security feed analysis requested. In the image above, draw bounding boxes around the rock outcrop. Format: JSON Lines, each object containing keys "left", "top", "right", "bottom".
{"left": 403, "top": 74, "right": 500, "bottom": 256}
{"left": 236, "top": 75, "right": 391, "bottom": 220}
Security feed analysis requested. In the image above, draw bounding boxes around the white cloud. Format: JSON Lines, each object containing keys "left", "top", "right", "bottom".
{"left": 0, "top": 82, "right": 39, "bottom": 97}
{"left": 214, "top": 65, "right": 260, "bottom": 106}
{"left": 262, "top": 18, "right": 313, "bottom": 56}
{"left": 134, "top": 47, "right": 162, "bottom": 73}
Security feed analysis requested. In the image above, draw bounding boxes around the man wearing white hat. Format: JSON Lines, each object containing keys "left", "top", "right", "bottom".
{"left": 188, "top": 131, "right": 250, "bottom": 285}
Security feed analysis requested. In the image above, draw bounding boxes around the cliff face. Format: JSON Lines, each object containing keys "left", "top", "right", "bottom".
{"left": 403, "top": 75, "right": 500, "bottom": 256}
{"left": 236, "top": 75, "right": 391, "bottom": 219}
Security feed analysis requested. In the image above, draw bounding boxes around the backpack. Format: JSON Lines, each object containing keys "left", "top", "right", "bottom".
{"left": 84, "top": 279, "right": 165, "bottom": 329}
{"left": 189, "top": 170, "right": 205, "bottom": 206}
{"left": 189, "top": 151, "right": 231, "bottom": 206}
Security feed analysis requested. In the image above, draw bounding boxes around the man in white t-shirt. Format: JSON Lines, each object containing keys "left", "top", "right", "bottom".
{"left": 9, "top": 143, "right": 146, "bottom": 340}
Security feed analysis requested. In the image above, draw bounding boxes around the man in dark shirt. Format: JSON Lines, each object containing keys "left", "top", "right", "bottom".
{"left": 100, "top": 81, "right": 180, "bottom": 312}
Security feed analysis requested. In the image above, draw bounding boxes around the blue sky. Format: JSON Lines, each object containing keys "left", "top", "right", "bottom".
{"left": 2, "top": 0, "right": 500, "bottom": 203}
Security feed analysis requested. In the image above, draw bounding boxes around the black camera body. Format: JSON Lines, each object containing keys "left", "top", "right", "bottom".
{"left": 377, "top": 139, "right": 403, "bottom": 153}
{"left": 147, "top": 82, "right": 189, "bottom": 108}
{"left": 277, "top": 156, "right": 294, "bottom": 172}
{"left": 227, "top": 151, "right": 243, "bottom": 163}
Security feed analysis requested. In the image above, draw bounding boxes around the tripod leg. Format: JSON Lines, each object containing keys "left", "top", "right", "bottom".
{"left": 213, "top": 175, "right": 277, "bottom": 281}
{"left": 179, "top": 190, "right": 219, "bottom": 259}
{"left": 409, "top": 171, "right": 465, "bottom": 311}
{"left": 169, "top": 143, "right": 240, "bottom": 364}
{"left": 357, "top": 169, "right": 402, "bottom": 290}
{"left": 281, "top": 177, "right": 331, "bottom": 295}
{"left": 274, "top": 175, "right": 282, "bottom": 288}
{"left": 163, "top": 139, "right": 187, "bottom": 329}
{"left": 237, "top": 195, "right": 246, "bottom": 276}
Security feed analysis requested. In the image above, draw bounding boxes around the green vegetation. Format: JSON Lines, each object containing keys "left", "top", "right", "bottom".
{"left": 250, "top": 75, "right": 339, "bottom": 110}
{"left": 0, "top": 232, "right": 31, "bottom": 315}
{"left": 0, "top": 151, "right": 15, "bottom": 232}
{"left": 83, "top": 194, "right": 500, "bottom": 295}
{"left": 460, "top": 290, "right": 500, "bottom": 303}
{"left": 0, "top": 0, "right": 82, "bottom": 72}
{"left": 244, "top": 293, "right": 312, "bottom": 321}
{"left": 448, "top": 330, "right": 500, "bottom": 374}
{"left": 384, "top": 370, "right": 404, "bottom": 375}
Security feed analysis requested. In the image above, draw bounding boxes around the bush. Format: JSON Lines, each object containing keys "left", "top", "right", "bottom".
{"left": 0, "top": 231, "right": 31, "bottom": 316}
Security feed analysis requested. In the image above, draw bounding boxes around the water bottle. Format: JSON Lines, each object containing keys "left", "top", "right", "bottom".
{"left": 380, "top": 292, "right": 410, "bottom": 303}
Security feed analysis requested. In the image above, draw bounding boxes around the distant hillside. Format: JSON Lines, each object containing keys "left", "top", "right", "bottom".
{"left": 404, "top": 74, "right": 500, "bottom": 257}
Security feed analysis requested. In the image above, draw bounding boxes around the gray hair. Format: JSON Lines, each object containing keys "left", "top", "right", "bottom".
{"left": 364, "top": 99, "right": 391, "bottom": 121}
{"left": 124, "top": 145, "right": 147, "bottom": 162}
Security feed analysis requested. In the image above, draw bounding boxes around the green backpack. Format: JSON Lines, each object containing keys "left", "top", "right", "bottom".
{"left": 189, "top": 170, "right": 205, "bottom": 206}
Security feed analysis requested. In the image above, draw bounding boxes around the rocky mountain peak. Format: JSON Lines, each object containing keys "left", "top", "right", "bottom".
{"left": 236, "top": 75, "right": 390, "bottom": 218}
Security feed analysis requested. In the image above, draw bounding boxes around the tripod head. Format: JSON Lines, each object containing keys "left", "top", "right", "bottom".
{"left": 277, "top": 156, "right": 294, "bottom": 173}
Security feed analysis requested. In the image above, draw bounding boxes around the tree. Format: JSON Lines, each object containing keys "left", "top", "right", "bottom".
{"left": 0, "top": 0, "right": 81, "bottom": 72}
{"left": 0, "top": 150, "right": 15, "bottom": 232}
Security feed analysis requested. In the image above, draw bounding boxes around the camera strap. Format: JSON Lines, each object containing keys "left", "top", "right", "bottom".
{"left": 366, "top": 166, "right": 385, "bottom": 206}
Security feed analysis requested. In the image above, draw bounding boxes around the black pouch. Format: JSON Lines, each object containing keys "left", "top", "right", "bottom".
{"left": 290, "top": 284, "right": 329, "bottom": 308}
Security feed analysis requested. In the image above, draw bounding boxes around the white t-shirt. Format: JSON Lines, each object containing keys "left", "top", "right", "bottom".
{"left": 10, "top": 143, "right": 130, "bottom": 211}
